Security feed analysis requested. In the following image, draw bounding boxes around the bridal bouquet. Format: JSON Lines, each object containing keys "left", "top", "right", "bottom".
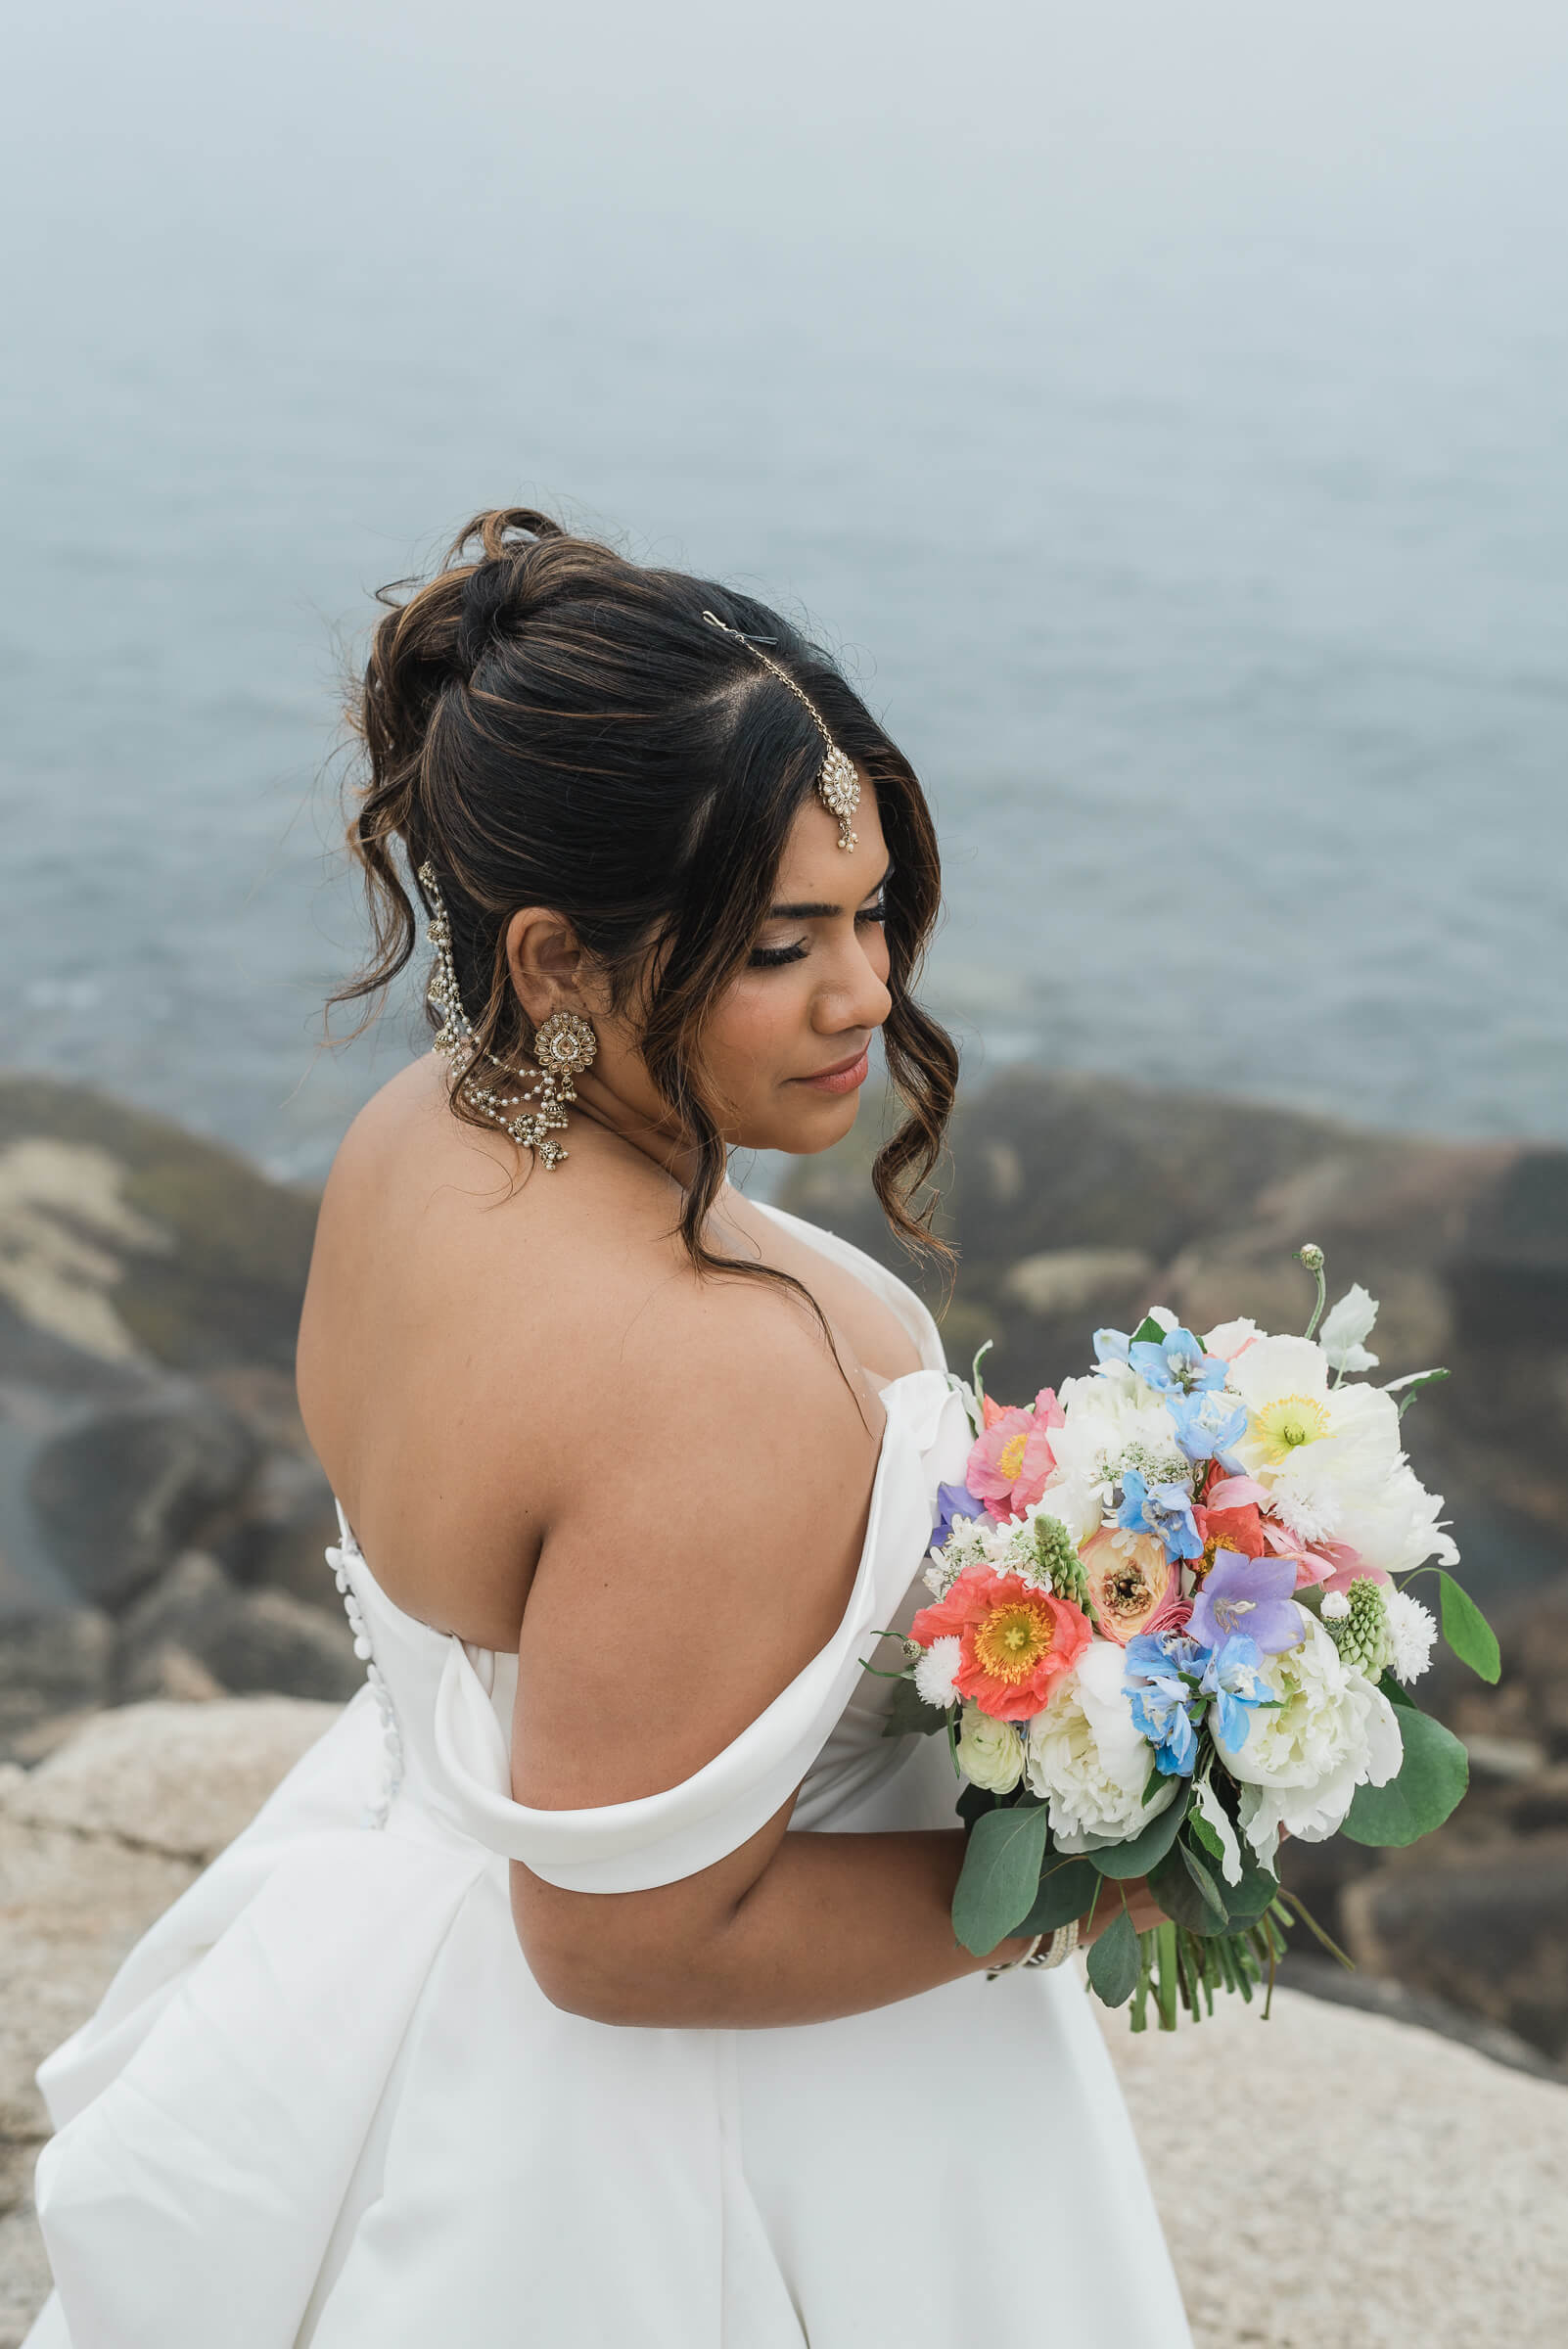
{"left": 876, "top": 1246, "right": 1498, "bottom": 2031}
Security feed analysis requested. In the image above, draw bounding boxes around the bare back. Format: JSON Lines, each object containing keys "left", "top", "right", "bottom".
{"left": 298, "top": 1055, "right": 923, "bottom": 1669}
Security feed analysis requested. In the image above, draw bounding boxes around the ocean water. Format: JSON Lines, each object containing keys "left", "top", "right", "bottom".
{"left": 3, "top": 2, "right": 1565, "bottom": 1181}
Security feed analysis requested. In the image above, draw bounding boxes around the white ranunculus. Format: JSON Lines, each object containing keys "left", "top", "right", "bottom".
{"left": 1318, "top": 1283, "right": 1380, "bottom": 1374}
{"left": 1024, "top": 1640, "right": 1177, "bottom": 1850}
{"left": 914, "top": 1635, "right": 963, "bottom": 1709}
{"left": 955, "top": 1706, "right": 1026, "bottom": 1794}
{"left": 1213, "top": 1615, "right": 1403, "bottom": 1867}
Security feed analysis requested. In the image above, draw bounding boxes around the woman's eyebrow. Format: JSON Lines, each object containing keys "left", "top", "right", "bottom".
{"left": 768, "top": 864, "right": 892, "bottom": 919}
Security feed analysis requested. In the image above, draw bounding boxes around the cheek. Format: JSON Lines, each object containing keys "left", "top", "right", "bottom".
{"left": 702, "top": 975, "right": 805, "bottom": 1097}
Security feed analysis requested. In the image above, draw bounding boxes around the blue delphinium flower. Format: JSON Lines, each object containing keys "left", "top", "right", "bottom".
{"left": 1198, "top": 1634, "right": 1268, "bottom": 1750}
{"left": 1093, "top": 1327, "right": 1131, "bottom": 1368}
{"left": 930, "top": 1481, "right": 986, "bottom": 1551}
{"left": 1166, "top": 1390, "right": 1249, "bottom": 1476}
{"left": 1126, "top": 1631, "right": 1203, "bottom": 1775}
{"left": 1116, "top": 1469, "right": 1203, "bottom": 1562}
{"left": 1188, "top": 1549, "right": 1305, "bottom": 1656}
{"left": 1129, "top": 1326, "right": 1229, "bottom": 1396}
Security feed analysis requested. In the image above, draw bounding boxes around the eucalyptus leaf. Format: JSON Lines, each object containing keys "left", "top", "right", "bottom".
{"left": 1343, "top": 1707, "right": 1469, "bottom": 1847}
{"left": 1091, "top": 1787, "right": 1189, "bottom": 1880}
{"left": 879, "top": 1677, "right": 947, "bottom": 1740}
{"left": 1084, "top": 1908, "right": 1141, "bottom": 2006}
{"left": 1188, "top": 1806, "right": 1224, "bottom": 1864}
{"left": 951, "top": 1802, "right": 1051, "bottom": 1955}
{"left": 1019, "top": 1857, "right": 1100, "bottom": 1936}
{"left": 1178, "top": 1840, "right": 1228, "bottom": 1922}
{"left": 1437, "top": 1570, "right": 1500, "bottom": 1685}
{"left": 1147, "top": 1848, "right": 1220, "bottom": 1935}
{"left": 1129, "top": 1314, "right": 1166, "bottom": 1348}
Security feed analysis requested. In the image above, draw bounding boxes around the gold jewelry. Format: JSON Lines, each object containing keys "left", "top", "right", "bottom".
{"left": 418, "top": 861, "right": 598, "bottom": 1169}
{"left": 701, "top": 611, "right": 859, "bottom": 851}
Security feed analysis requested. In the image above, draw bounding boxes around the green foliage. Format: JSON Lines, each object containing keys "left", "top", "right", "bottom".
{"left": 1019, "top": 1857, "right": 1100, "bottom": 1936}
{"left": 1438, "top": 1570, "right": 1500, "bottom": 1684}
{"left": 1343, "top": 1706, "right": 1469, "bottom": 1847}
{"left": 1129, "top": 1314, "right": 1166, "bottom": 1347}
{"left": 879, "top": 1677, "right": 947, "bottom": 1739}
{"left": 1085, "top": 1908, "right": 1141, "bottom": 2006}
{"left": 951, "top": 1801, "right": 1050, "bottom": 1955}
{"left": 1090, "top": 1787, "right": 1188, "bottom": 1880}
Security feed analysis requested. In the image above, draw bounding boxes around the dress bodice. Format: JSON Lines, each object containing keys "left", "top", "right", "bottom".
{"left": 328, "top": 1203, "right": 976, "bottom": 1894}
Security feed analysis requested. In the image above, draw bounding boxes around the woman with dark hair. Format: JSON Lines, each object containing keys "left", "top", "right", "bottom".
{"left": 24, "top": 513, "right": 1189, "bottom": 2346}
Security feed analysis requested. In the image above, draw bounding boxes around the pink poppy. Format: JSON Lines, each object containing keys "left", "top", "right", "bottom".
{"left": 966, "top": 1387, "right": 1065, "bottom": 1522}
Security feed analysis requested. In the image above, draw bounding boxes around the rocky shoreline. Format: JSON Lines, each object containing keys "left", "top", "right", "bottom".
{"left": 3, "top": 1066, "right": 1567, "bottom": 2061}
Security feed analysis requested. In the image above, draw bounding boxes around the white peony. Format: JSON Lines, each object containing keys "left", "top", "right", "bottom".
{"left": 1213, "top": 1613, "right": 1403, "bottom": 1867}
{"left": 1384, "top": 1589, "right": 1438, "bottom": 1684}
{"left": 1024, "top": 1639, "right": 1177, "bottom": 1850}
{"left": 1049, "top": 1376, "right": 1188, "bottom": 1501}
{"left": 914, "top": 1635, "right": 963, "bottom": 1709}
{"left": 1318, "top": 1283, "right": 1380, "bottom": 1374}
{"left": 955, "top": 1707, "right": 1026, "bottom": 1794}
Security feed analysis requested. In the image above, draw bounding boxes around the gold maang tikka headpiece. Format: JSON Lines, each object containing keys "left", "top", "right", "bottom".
{"left": 702, "top": 611, "right": 859, "bottom": 851}
{"left": 417, "top": 862, "right": 597, "bottom": 1170}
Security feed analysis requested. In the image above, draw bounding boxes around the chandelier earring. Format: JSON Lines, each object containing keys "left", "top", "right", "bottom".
{"left": 418, "top": 862, "right": 598, "bottom": 1170}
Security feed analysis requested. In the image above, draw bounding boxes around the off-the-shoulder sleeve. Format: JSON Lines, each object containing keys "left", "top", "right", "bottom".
{"left": 427, "top": 1369, "right": 967, "bottom": 1894}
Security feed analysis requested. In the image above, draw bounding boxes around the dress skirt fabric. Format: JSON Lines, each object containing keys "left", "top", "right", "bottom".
{"left": 24, "top": 1207, "right": 1191, "bottom": 2347}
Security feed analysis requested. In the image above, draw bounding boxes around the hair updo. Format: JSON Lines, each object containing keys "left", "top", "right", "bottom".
{"left": 337, "top": 507, "right": 957, "bottom": 1274}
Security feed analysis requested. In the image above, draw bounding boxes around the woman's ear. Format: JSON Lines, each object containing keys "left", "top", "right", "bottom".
{"left": 504, "top": 907, "right": 587, "bottom": 1028}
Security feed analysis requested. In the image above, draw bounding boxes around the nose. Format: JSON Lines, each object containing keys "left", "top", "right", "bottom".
{"left": 813, "top": 929, "right": 892, "bottom": 1037}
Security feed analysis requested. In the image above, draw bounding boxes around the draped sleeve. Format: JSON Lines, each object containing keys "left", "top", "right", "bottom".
{"left": 425, "top": 1368, "right": 968, "bottom": 1894}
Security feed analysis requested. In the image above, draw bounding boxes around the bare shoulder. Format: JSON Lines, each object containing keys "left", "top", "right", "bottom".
{"left": 513, "top": 1243, "right": 886, "bottom": 1810}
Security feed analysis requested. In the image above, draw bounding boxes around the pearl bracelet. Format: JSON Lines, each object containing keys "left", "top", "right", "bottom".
{"left": 986, "top": 1916, "right": 1079, "bottom": 1980}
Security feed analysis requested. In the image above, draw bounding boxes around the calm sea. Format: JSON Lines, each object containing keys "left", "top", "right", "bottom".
{"left": 3, "top": 4, "right": 1565, "bottom": 1182}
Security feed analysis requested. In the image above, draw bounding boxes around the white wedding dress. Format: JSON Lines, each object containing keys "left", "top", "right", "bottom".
{"left": 24, "top": 1205, "right": 1191, "bottom": 2348}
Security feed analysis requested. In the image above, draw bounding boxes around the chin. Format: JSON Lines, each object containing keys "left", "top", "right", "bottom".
{"left": 742, "top": 1089, "right": 864, "bottom": 1158}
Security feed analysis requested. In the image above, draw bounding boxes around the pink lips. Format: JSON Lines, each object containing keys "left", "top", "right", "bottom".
{"left": 797, "top": 1048, "right": 870, "bottom": 1095}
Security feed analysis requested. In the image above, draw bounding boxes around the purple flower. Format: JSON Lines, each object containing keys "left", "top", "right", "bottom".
{"left": 1116, "top": 1469, "right": 1203, "bottom": 1562}
{"left": 931, "top": 1481, "right": 986, "bottom": 1551}
{"left": 1188, "top": 1550, "right": 1305, "bottom": 1656}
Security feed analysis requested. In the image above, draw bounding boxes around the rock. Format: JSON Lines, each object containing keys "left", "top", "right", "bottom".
{"left": 27, "top": 1400, "right": 260, "bottom": 1610}
{"left": 115, "top": 1552, "right": 363, "bottom": 1706}
{"left": 0, "top": 1612, "right": 114, "bottom": 1765}
{"left": 0, "top": 1696, "right": 342, "bottom": 1865}
{"left": 0, "top": 1078, "right": 318, "bottom": 1383}
{"left": 217, "top": 1447, "right": 341, "bottom": 1610}
{"left": 1100, "top": 1983, "right": 1568, "bottom": 2347}
{"left": 1000, "top": 1245, "right": 1155, "bottom": 1320}
{"left": 1341, "top": 1835, "right": 1568, "bottom": 2061}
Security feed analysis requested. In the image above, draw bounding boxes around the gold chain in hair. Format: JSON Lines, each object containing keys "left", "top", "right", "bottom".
{"left": 702, "top": 611, "right": 859, "bottom": 850}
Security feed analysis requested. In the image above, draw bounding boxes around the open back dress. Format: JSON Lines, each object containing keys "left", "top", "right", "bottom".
{"left": 24, "top": 1204, "right": 1191, "bottom": 2347}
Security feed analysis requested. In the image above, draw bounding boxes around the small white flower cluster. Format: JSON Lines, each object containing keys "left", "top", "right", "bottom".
{"left": 923, "top": 1501, "right": 1059, "bottom": 1599}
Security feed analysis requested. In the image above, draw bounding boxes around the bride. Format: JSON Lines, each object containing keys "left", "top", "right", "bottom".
{"left": 24, "top": 511, "right": 1190, "bottom": 2346}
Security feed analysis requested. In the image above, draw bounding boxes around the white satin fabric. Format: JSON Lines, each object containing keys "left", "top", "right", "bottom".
{"left": 25, "top": 1204, "right": 1191, "bottom": 2347}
